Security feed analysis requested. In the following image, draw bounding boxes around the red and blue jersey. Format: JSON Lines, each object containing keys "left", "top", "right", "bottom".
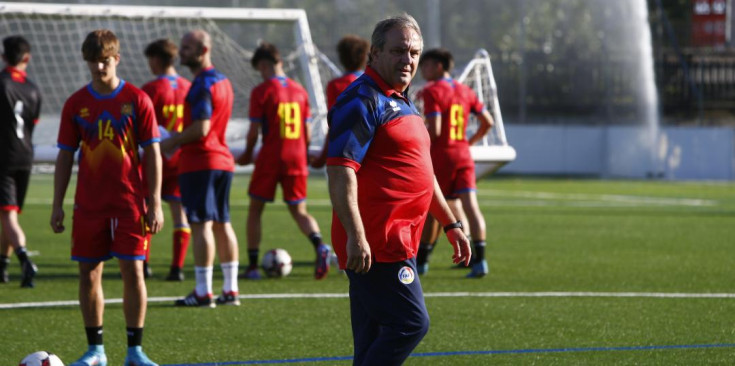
{"left": 249, "top": 76, "right": 312, "bottom": 176}
{"left": 327, "top": 71, "right": 362, "bottom": 109}
{"left": 58, "top": 80, "right": 159, "bottom": 216}
{"left": 327, "top": 66, "right": 434, "bottom": 268}
{"left": 179, "top": 66, "right": 235, "bottom": 174}
{"left": 142, "top": 74, "right": 191, "bottom": 177}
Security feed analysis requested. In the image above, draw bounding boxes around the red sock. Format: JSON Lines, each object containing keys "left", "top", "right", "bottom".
{"left": 172, "top": 227, "right": 191, "bottom": 268}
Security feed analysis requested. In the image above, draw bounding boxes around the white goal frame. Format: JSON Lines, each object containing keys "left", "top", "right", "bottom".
{"left": 459, "top": 49, "right": 517, "bottom": 176}
{"left": 0, "top": 2, "right": 327, "bottom": 162}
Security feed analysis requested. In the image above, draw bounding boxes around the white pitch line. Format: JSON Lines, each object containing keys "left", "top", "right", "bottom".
{"left": 24, "top": 190, "right": 718, "bottom": 209}
{"left": 2, "top": 291, "right": 734, "bottom": 310}
{"left": 477, "top": 190, "right": 718, "bottom": 207}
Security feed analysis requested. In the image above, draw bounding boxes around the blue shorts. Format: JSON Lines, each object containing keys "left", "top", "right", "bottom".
{"left": 345, "top": 257, "right": 430, "bottom": 365}
{"left": 179, "top": 170, "right": 233, "bottom": 223}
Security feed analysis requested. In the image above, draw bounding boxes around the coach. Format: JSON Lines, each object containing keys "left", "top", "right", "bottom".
{"left": 326, "top": 13, "right": 472, "bottom": 365}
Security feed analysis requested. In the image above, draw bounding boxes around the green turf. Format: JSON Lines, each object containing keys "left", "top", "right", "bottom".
{"left": 2, "top": 173, "right": 735, "bottom": 364}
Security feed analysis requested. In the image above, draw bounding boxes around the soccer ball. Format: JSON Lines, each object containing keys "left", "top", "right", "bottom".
{"left": 261, "top": 248, "right": 293, "bottom": 278}
{"left": 19, "top": 351, "right": 64, "bottom": 366}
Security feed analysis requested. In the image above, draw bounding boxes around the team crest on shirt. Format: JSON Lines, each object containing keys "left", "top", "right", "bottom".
{"left": 79, "top": 107, "right": 89, "bottom": 118}
{"left": 389, "top": 100, "right": 401, "bottom": 112}
{"left": 121, "top": 103, "right": 133, "bottom": 116}
{"left": 398, "top": 266, "right": 415, "bottom": 285}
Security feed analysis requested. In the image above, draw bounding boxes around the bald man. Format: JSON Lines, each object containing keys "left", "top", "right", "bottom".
{"left": 162, "top": 30, "right": 241, "bottom": 307}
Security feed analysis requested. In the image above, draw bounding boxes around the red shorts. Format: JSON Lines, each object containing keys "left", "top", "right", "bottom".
{"left": 71, "top": 213, "right": 151, "bottom": 262}
{"left": 142, "top": 164, "right": 180, "bottom": 202}
{"left": 432, "top": 147, "right": 476, "bottom": 199}
{"left": 434, "top": 163, "right": 476, "bottom": 199}
{"left": 248, "top": 169, "right": 307, "bottom": 204}
{"left": 161, "top": 169, "right": 181, "bottom": 201}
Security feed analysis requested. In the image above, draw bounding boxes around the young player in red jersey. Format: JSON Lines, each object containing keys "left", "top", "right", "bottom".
{"left": 326, "top": 15, "right": 471, "bottom": 365}
{"left": 0, "top": 35, "right": 42, "bottom": 288}
{"left": 237, "top": 42, "right": 330, "bottom": 280}
{"left": 50, "top": 29, "right": 163, "bottom": 366}
{"left": 163, "top": 30, "right": 240, "bottom": 308}
{"left": 141, "top": 38, "right": 192, "bottom": 282}
{"left": 310, "top": 34, "right": 369, "bottom": 169}
{"left": 416, "top": 48, "right": 494, "bottom": 278}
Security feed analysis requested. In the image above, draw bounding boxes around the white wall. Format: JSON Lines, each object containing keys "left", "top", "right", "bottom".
{"left": 501, "top": 125, "right": 735, "bottom": 180}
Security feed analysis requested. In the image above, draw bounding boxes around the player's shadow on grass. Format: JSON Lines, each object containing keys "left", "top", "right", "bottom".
{"left": 292, "top": 260, "right": 316, "bottom": 268}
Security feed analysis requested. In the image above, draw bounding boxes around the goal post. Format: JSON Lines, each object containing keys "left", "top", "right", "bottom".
{"left": 0, "top": 2, "right": 327, "bottom": 162}
{"left": 457, "top": 49, "right": 517, "bottom": 176}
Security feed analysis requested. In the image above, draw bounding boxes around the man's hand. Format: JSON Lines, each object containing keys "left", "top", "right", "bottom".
{"left": 310, "top": 149, "right": 327, "bottom": 168}
{"left": 50, "top": 207, "right": 65, "bottom": 233}
{"left": 446, "top": 228, "right": 472, "bottom": 266}
{"left": 236, "top": 151, "right": 253, "bottom": 166}
{"left": 146, "top": 204, "right": 164, "bottom": 234}
{"left": 345, "top": 236, "right": 372, "bottom": 274}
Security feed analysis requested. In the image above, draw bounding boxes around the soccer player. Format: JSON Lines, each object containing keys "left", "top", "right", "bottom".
{"left": 0, "top": 35, "right": 41, "bottom": 288}
{"left": 50, "top": 29, "right": 163, "bottom": 366}
{"left": 141, "top": 38, "right": 192, "bottom": 282}
{"left": 416, "top": 48, "right": 494, "bottom": 278}
{"left": 237, "top": 42, "right": 330, "bottom": 280}
{"left": 163, "top": 29, "right": 241, "bottom": 307}
{"left": 326, "top": 14, "right": 471, "bottom": 364}
{"left": 311, "top": 34, "right": 369, "bottom": 168}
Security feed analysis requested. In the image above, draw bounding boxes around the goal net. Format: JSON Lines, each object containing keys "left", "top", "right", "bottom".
{"left": 0, "top": 3, "right": 328, "bottom": 162}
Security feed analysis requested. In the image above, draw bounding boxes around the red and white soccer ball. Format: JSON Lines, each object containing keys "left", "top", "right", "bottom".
{"left": 19, "top": 351, "right": 64, "bottom": 366}
{"left": 261, "top": 248, "right": 293, "bottom": 278}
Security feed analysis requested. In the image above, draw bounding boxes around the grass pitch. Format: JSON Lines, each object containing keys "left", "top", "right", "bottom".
{"left": 2, "top": 173, "right": 734, "bottom": 365}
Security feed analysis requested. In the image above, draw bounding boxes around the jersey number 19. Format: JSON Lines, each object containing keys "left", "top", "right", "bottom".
{"left": 449, "top": 104, "right": 464, "bottom": 141}
{"left": 278, "top": 102, "right": 301, "bottom": 140}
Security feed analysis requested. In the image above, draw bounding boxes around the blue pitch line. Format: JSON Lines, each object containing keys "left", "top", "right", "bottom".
{"left": 162, "top": 343, "right": 735, "bottom": 365}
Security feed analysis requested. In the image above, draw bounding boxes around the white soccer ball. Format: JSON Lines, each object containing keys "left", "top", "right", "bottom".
{"left": 19, "top": 351, "right": 64, "bottom": 366}
{"left": 261, "top": 248, "right": 293, "bottom": 278}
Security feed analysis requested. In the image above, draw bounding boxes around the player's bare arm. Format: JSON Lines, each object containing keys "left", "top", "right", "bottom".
{"left": 327, "top": 165, "right": 372, "bottom": 273}
{"left": 236, "top": 122, "right": 259, "bottom": 166}
{"left": 160, "top": 118, "right": 210, "bottom": 154}
{"left": 143, "top": 143, "right": 164, "bottom": 234}
{"left": 426, "top": 114, "right": 441, "bottom": 141}
{"left": 304, "top": 119, "right": 312, "bottom": 149}
{"left": 50, "top": 149, "right": 74, "bottom": 233}
{"left": 427, "top": 177, "right": 471, "bottom": 266}
{"left": 467, "top": 110, "right": 494, "bottom": 146}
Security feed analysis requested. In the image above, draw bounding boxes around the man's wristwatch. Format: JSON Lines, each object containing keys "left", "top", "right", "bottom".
{"left": 443, "top": 221, "right": 463, "bottom": 233}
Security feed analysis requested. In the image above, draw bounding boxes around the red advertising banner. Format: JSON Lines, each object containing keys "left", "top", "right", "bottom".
{"left": 691, "top": 0, "right": 728, "bottom": 47}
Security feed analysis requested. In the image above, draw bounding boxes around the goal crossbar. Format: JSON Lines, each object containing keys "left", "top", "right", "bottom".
{"left": 0, "top": 2, "right": 327, "bottom": 118}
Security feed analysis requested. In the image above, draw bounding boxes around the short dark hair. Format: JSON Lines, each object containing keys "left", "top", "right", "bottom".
{"left": 144, "top": 38, "right": 178, "bottom": 67}
{"left": 337, "top": 35, "right": 369, "bottom": 72}
{"left": 82, "top": 29, "right": 119, "bottom": 61}
{"left": 2, "top": 35, "right": 31, "bottom": 66}
{"left": 419, "top": 48, "right": 454, "bottom": 72}
{"left": 251, "top": 42, "right": 280, "bottom": 69}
